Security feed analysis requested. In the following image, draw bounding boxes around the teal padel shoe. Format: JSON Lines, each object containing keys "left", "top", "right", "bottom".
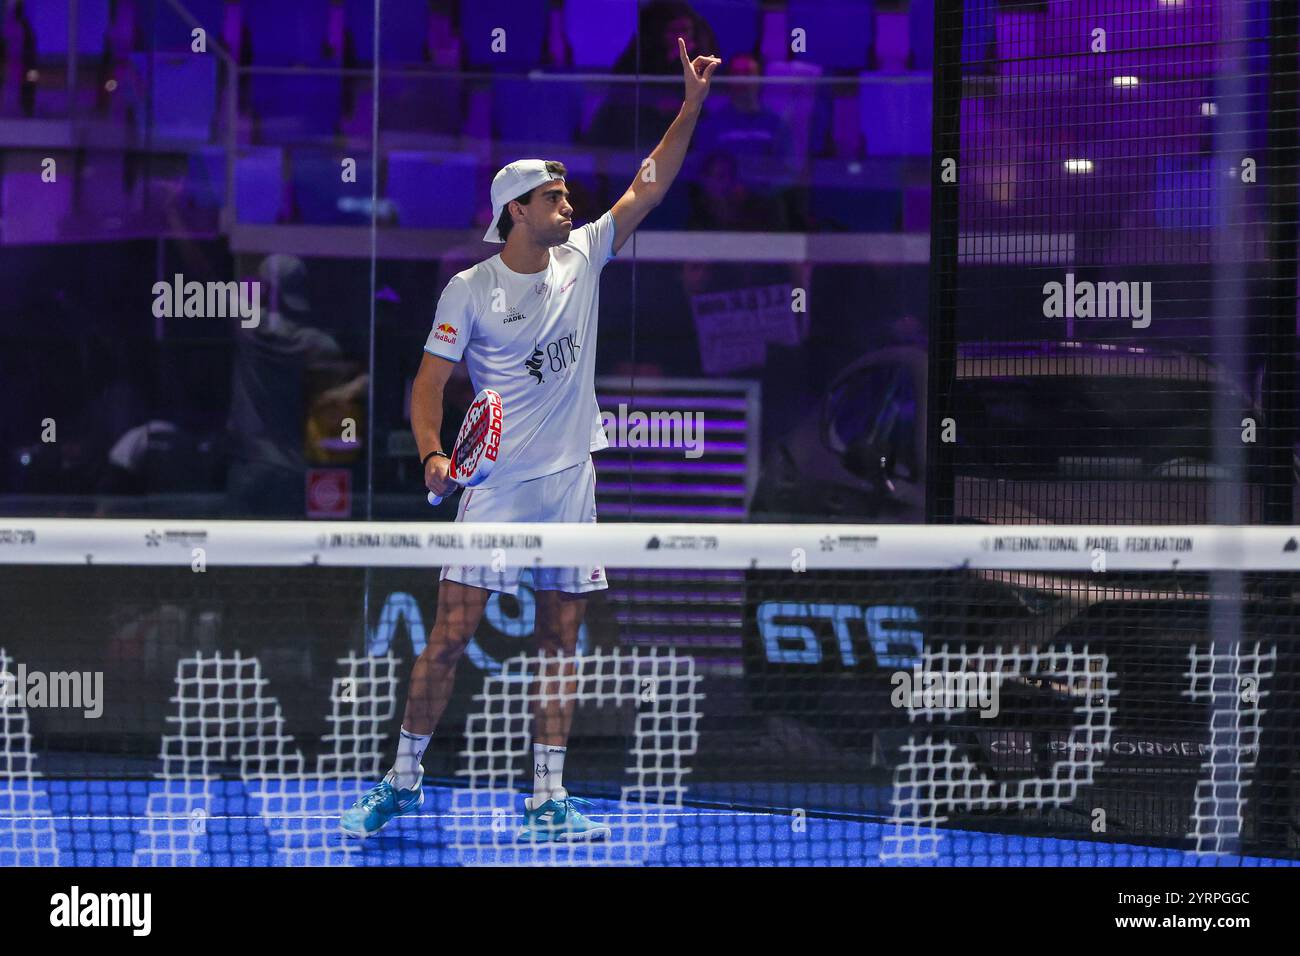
{"left": 517, "top": 789, "right": 611, "bottom": 843}
{"left": 340, "top": 768, "right": 424, "bottom": 838}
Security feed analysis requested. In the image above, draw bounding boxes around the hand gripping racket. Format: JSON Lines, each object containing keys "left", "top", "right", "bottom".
{"left": 427, "top": 388, "right": 503, "bottom": 505}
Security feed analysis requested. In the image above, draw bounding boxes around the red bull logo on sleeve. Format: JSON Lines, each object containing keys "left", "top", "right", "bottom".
{"left": 434, "top": 323, "right": 458, "bottom": 345}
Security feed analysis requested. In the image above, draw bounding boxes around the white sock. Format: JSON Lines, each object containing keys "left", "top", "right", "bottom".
{"left": 391, "top": 728, "right": 431, "bottom": 790}
{"left": 532, "top": 744, "right": 566, "bottom": 804}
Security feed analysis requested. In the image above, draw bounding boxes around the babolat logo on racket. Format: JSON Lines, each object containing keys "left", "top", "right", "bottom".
{"left": 450, "top": 391, "right": 503, "bottom": 479}
{"left": 427, "top": 388, "right": 501, "bottom": 506}
{"left": 481, "top": 397, "right": 503, "bottom": 462}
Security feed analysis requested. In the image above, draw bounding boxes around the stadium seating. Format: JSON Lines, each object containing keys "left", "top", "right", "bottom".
{"left": 492, "top": 76, "right": 582, "bottom": 148}
{"left": 691, "top": 0, "right": 761, "bottom": 60}
{"left": 26, "top": 0, "right": 110, "bottom": 56}
{"left": 875, "top": 10, "right": 909, "bottom": 72}
{"left": 385, "top": 150, "right": 478, "bottom": 229}
{"left": 784, "top": 0, "right": 874, "bottom": 72}
{"left": 909, "top": 0, "right": 934, "bottom": 70}
{"left": 233, "top": 147, "right": 284, "bottom": 223}
{"left": 291, "top": 150, "right": 375, "bottom": 225}
{"left": 459, "top": 0, "right": 548, "bottom": 71}
{"left": 250, "top": 75, "right": 342, "bottom": 143}
{"left": 563, "top": 0, "right": 636, "bottom": 69}
{"left": 0, "top": 0, "right": 946, "bottom": 238}
{"left": 858, "top": 73, "right": 931, "bottom": 156}
{"left": 241, "top": 0, "right": 334, "bottom": 65}
{"left": 132, "top": 52, "right": 218, "bottom": 142}
{"left": 344, "top": 0, "right": 428, "bottom": 64}
{"left": 184, "top": 145, "right": 226, "bottom": 209}
{"left": 143, "top": 0, "right": 226, "bottom": 53}
{"left": 74, "top": 151, "right": 129, "bottom": 226}
{"left": 0, "top": 154, "right": 75, "bottom": 243}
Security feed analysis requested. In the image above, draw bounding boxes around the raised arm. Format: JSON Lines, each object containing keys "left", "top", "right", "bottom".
{"left": 609, "top": 36, "right": 721, "bottom": 255}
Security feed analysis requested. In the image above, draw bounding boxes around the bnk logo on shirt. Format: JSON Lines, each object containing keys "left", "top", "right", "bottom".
{"left": 524, "top": 331, "right": 580, "bottom": 385}
{"left": 434, "top": 323, "right": 458, "bottom": 345}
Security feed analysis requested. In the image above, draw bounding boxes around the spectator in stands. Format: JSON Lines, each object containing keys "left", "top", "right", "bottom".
{"left": 586, "top": 0, "right": 719, "bottom": 149}
{"left": 687, "top": 151, "right": 787, "bottom": 231}
{"left": 695, "top": 53, "right": 795, "bottom": 168}
{"left": 96, "top": 0, "right": 141, "bottom": 122}
{"left": 542, "top": 1, "right": 573, "bottom": 69}
{"left": 225, "top": 254, "right": 367, "bottom": 517}
{"left": 679, "top": 147, "right": 805, "bottom": 377}
{"left": 428, "top": 1, "right": 461, "bottom": 68}
{"left": 1, "top": 0, "right": 36, "bottom": 117}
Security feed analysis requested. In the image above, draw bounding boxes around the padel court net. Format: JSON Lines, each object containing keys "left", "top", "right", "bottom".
{"left": 0, "top": 519, "right": 1297, "bottom": 866}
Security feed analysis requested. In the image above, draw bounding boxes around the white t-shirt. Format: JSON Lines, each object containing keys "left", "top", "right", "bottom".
{"left": 423, "top": 210, "right": 616, "bottom": 488}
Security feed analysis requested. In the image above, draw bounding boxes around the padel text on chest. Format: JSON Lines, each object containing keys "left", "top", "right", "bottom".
{"left": 49, "top": 887, "right": 151, "bottom": 936}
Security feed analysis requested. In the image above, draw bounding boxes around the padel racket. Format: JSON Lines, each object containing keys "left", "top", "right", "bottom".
{"left": 427, "top": 388, "right": 503, "bottom": 505}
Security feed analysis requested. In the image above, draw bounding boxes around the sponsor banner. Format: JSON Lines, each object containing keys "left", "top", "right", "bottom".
{"left": 740, "top": 569, "right": 998, "bottom": 742}
{"left": 979, "top": 730, "right": 1257, "bottom": 769}
{"left": 0, "top": 522, "right": 1298, "bottom": 570}
{"left": 980, "top": 532, "right": 1195, "bottom": 557}
{"left": 740, "top": 567, "right": 1300, "bottom": 829}
{"left": 644, "top": 534, "right": 720, "bottom": 551}
{"left": 143, "top": 529, "right": 208, "bottom": 549}
{"left": 689, "top": 283, "right": 802, "bottom": 374}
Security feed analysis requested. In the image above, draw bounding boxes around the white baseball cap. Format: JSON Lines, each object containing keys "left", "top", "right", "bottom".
{"left": 483, "top": 159, "right": 565, "bottom": 243}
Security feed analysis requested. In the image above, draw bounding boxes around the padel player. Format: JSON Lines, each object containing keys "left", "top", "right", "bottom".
{"left": 343, "top": 39, "right": 720, "bottom": 841}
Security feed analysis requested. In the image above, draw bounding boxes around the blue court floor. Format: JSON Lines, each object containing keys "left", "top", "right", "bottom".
{"left": 1, "top": 779, "right": 1295, "bottom": 867}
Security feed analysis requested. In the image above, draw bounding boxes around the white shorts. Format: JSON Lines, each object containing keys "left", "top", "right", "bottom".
{"left": 439, "top": 456, "right": 608, "bottom": 596}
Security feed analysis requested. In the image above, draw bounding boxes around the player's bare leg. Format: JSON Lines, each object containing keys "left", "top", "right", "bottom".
{"left": 532, "top": 589, "right": 586, "bottom": 747}
{"left": 401, "top": 579, "right": 492, "bottom": 735}
{"left": 520, "top": 588, "right": 610, "bottom": 841}
{"left": 341, "top": 578, "right": 489, "bottom": 837}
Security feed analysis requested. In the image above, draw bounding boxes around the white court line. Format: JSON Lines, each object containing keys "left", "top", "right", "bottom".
{"left": 0, "top": 809, "right": 785, "bottom": 823}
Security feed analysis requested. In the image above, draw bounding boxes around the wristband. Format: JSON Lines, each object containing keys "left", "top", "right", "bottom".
{"left": 421, "top": 449, "right": 450, "bottom": 468}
